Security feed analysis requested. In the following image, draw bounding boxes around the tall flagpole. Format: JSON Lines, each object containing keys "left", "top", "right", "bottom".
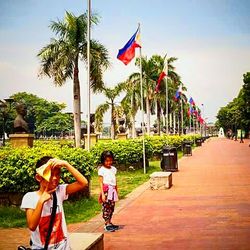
{"left": 202, "top": 103, "right": 204, "bottom": 136}
{"left": 138, "top": 23, "right": 146, "bottom": 174}
{"left": 181, "top": 97, "right": 184, "bottom": 134}
{"left": 196, "top": 116, "right": 198, "bottom": 134}
{"left": 189, "top": 105, "right": 191, "bottom": 133}
{"left": 165, "top": 60, "right": 169, "bottom": 134}
{"left": 173, "top": 111, "right": 176, "bottom": 134}
{"left": 86, "top": 0, "right": 91, "bottom": 151}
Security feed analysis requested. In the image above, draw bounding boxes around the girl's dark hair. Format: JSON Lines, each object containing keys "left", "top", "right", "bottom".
{"left": 36, "top": 156, "right": 53, "bottom": 168}
{"left": 100, "top": 151, "right": 114, "bottom": 164}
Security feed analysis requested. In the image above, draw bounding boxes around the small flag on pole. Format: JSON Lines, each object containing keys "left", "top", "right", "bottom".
{"left": 117, "top": 28, "right": 141, "bottom": 65}
{"left": 189, "top": 97, "right": 195, "bottom": 106}
{"left": 198, "top": 116, "right": 204, "bottom": 124}
{"left": 187, "top": 106, "right": 194, "bottom": 117}
{"left": 174, "top": 90, "right": 181, "bottom": 101}
{"left": 155, "top": 59, "right": 168, "bottom": 93}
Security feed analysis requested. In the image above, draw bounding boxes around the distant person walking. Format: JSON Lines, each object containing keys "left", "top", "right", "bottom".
{"left": 98, "top": 151, "right": 119, "bottom": 232}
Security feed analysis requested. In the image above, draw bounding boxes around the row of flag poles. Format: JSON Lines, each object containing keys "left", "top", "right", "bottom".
{"left": 117, "top": 24, "right": 146, "bottom": 174}
{"left": 116, "top": 25, "right": 205, "bottom": 172}
{"left": 86, "top": 1, "right": 205, "bottom": 172}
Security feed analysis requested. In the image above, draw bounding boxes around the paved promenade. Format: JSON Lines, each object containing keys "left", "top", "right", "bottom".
{"left": 0, "top": 137, "right": 250, "bottom": 249}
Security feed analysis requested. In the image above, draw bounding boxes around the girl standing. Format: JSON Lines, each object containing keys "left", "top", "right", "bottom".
{"left": 98, "top": 151, "right": 119, "bottom": 232}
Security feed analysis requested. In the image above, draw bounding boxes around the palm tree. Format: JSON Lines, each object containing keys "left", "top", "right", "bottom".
{"left": 134, "top": 56, "right": 159, "bottom": 135}
{"left": 144, "top": 54, "right": 181, "bottom": 134}
{"left": 37, "top": 11, "right": 110, "bottom": 147}
{"left": 170, "top": 82, "right": 188, "bottom": 134}
{"left": 95, "top": 83, "right": 125, "bottom": 139}
{"left": 121, "top": 73, "right": 142, "bottom": 138}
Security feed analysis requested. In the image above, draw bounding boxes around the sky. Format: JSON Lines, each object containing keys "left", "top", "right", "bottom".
{"left": 0, "top": 0, "right": 250, "bottom": 125}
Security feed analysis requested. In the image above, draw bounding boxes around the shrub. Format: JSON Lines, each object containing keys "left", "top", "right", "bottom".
{"left": 145, "top": 134, "right": 201, "bottom": 158}
{"left": 90, "top": 138, "right": 154, "bottom": 169}
{"left": 0, "top": 142, "right": 94, "bottom": 193}
{"left": 0, "top": 134, "right": 200, "bottom": 194}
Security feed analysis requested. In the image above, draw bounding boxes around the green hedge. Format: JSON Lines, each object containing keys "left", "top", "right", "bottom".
{"left": 0, "top": 134, "right": 201, "bottom": 193}
{"left": 145, "top": 134, "right": 200, "bottom": 157}
{"left": 91, "top": 134, "right": 201, "bottom": 166}
{"left": 90, "top": 138, "right": 153, "bottom": 167}
{"left": 0, "top": 141, "right": 94, "bottom": 193}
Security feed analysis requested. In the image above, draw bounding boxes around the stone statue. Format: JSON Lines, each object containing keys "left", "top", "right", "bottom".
{"left": 153, "top": 124, "right": 158, "bottom": 134}
{"left": 13, "top": 103, "right": 29, "bottom": 133}
{"left": 80, "top": 114, "right": 95, "bottom": 136}
{"left": 90, "top": 113, "right": 95, "bottom": 133}
{"left": 118, "top": 118, "right": 126, "bottom": 133}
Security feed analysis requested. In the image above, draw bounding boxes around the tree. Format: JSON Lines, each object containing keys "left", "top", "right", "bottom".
{"left": 241, "top": 72, "right": 250, "bottom": 134}
{"left": 36, "top": 113, "right": 73, "bottom": 137}
{"left": 145, "top": 55, "right": 181, "bottom": 134}
{"left": 134, "top": 56, "right": 158, "bottom": 134}
{"left": 9, "top": 92, "right": 73, "bottom": 136}
{"left": 216, "top": 72, "right": 250, "bottom": 137}
{"left": 121, "top": 73, "right": 142, "bottom": 138}
{"left": 95, "top": 83, "right": 125, "bottom": 139}
{"left": 121, "top": 54, "right": 181, "bottom": 135}
{"left": 37, "top": 12, "right": 110, "bottom": 147}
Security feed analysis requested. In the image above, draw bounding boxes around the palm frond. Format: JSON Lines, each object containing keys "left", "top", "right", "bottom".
{"left": 95, "top": 103, "right": 110, "bottom": 131}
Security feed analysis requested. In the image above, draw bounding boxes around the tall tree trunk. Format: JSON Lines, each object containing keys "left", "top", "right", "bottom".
{"left": 131, "top": 114, "right": 136, "bottom": 138}
{"left": 169, "top": 112, "right": 172, "bottom": 130}
{"left": 131, "top": 94, "right": 136, "bottom": 138}
{"left": 111, "top": 102, "right": 115, "bottom": 139}
{"left": 178, "top": 111, "right": 180, "bottom": 135}
{"left": 146, "top": 96, "right": 150, "bottom": 135}
{"left": 73, "top": 58, "right": 81, "bottom": 148}
{"left": 173, "top": 111, "right": 176, "bottom": 134}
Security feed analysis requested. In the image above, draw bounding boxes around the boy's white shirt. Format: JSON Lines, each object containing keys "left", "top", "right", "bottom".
{"left": 21, "top": 184, "right": 70, "bottom": 250}
{"left": 98, "top": 166, "right": 117, "bottom": 186}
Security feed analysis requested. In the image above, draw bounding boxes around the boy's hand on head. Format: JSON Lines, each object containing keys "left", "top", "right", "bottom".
{"left": 50, "top": 158, "right": 68, "bottom": 170}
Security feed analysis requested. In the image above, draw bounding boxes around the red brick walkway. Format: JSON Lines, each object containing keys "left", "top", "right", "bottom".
{"left": 95, "top": 138, "right": 250, "bottom": 250}
{"left": 1, "top": 138, "right": 250, "bottom": 249}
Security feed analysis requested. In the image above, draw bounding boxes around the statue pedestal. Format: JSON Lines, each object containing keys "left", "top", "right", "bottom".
{"left": 84, "top": 134, "right": 98, "bottom": 149}
{"left": 117, "top": 133, "right": 128, "bottom": 140}
{"left": 9, "top": 134, "right": 34, "bottom": 148}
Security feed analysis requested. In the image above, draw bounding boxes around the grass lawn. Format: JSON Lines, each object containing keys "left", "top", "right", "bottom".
{"left": 0, "top": 152, "right": 184, "bottom": 228}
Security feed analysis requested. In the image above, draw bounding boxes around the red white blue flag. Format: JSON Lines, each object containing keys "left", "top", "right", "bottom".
{"left": 155, "top": 59, "right": 168, "bottom": 93}
{"left": 174, "top": 90, "right": 181, "bottom": 101}
{"left": 189, "top": 97, "right": 195, "bottom": 106}
{"left": 117, "top": 28, "right": 141, "bottom": 65}
{"left": 187, "top": 106, "right": 194, "bottom": 117}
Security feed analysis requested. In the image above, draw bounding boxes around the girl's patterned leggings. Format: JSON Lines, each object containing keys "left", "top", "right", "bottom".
{"left": 102, "top": 198, "right": 115, "bottom": 224}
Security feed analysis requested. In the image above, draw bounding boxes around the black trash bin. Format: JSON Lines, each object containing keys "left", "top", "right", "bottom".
{"left": 182, "top": 140, "right": 192, "bottom": 156}
{"left": 161, "top": 145, "right": 178, "bottom": 172}
{"left": 195, "top": 138, "right": 202, "bottom": 146}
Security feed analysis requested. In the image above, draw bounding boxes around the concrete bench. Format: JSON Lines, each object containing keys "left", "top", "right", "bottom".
{"left": 150, "top": 172, "right": 172, "bottom": 190}
{"left": 69, "top": 233, "right": 104, "bottom": 250}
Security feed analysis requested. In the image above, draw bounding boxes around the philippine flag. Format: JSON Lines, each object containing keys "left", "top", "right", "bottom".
{"left": 187, "top": 106, "right": 194, "bottom": 117}
{"left": 117, "top": 28, "right": 141, "bottom": 65}
{"left": 155, "top": 59, "right": 168, "bottom": 93}
{"left": 189, "top": 97, "right": 195, "bottom": 106}
{"left": 174, "top": 90, "right": 181, "bottom": 101}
